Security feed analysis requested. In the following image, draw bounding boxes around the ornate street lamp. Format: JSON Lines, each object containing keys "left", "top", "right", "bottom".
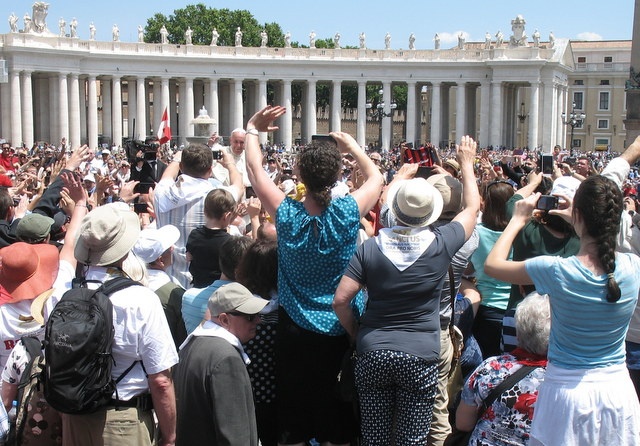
{"left": 561, "top": 102, "right": 586, "bottom": 156}
{"left": 366, "top": 89, "right": 397, "bottom": 148}
{"left": 517, "top": 102, "right": 528, "bottom": 148}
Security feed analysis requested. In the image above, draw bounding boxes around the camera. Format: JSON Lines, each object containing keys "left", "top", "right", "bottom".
{"left": 311, "top": 134, "right": 337, "bottom": 145}
{"left": 415, "top": 166, "right": 436, "bottom": 179}
{"left": 133, "top": 202, "right": 148, "bottom": 214}
{"left": 212, "top": 149, "right": 223, "bottom": 161}
{"left": 536, "top": 195, "right": 559, "bottom": 211}
{"left": 134, "top": 182, "right": 154, "bottom": 194}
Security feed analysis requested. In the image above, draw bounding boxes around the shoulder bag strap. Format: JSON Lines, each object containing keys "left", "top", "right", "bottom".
{"left": 479, "top": 365, "right": 536, "bottom": 416}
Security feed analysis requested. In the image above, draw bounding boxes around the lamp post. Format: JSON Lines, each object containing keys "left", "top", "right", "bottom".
{"left": 366, "top": 88, "right": 396, "bottom": 149}
{"left": 517, "top": 102, "right": 528, "bottom": 148}
{"left": 561, "top": 102, "right": 586, "bottom": 156}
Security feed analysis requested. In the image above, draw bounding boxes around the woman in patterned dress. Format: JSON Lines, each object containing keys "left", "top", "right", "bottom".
{"left": 456, "top": 292, "right": 549, "bottom": 445}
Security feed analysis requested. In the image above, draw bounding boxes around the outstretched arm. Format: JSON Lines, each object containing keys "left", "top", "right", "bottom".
{"left": 484, "top": 194, "right": 537, "bottom": 285}
{"left": 245, "top": 106, "right": 287, "bottom": 218}
{"left": 332, "top": 132, "right": 384, "bottom": 218}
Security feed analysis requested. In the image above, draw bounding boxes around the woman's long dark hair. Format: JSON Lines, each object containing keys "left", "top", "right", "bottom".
{"left": 573, "top": 175, "right": 623, "bottom": 302}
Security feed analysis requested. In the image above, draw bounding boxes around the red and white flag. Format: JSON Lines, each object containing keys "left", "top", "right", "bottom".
{"left": 157, "top": 107, "right": 171, "bottom": 145}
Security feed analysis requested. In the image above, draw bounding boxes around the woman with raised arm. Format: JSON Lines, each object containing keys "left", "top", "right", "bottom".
{"left": 244, "top": 106, "right": 384, "bottom": 446}
{"left": 484, "top": 175, "right": 640, "bottom": 445}
{"left": 333, "top": 136, "right": 480, "bottom": 445}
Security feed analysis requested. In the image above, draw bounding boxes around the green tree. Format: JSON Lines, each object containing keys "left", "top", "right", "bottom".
{"left": 144, "top": 4, "right": 284, "bottom": 47}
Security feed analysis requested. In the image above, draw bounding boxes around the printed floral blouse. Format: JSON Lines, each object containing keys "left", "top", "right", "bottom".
{"left": 460, "top": 352, "right": 547, "bottom": 446}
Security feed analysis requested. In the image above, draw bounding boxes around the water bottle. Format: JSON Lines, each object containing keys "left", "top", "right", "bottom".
{"left": 7, "top": 400, "right": 17, "bottom": 423}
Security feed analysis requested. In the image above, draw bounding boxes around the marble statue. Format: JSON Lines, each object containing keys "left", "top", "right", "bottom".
{"left": 434, "top": 33, "right": 440, "bottom": 50}
{"left": 185, "top": 26, "right": 193, "bottom": 45}
{"left": 160, "top": 25, "right": 168, "bottom": 44}
{"left": 532, "top": 29, "right": 540, "bottom": 47}
{"left": 23, "top": 13, "right": 32, "bottom": 34}
{"left": 359, "top": 32, "right": 366, "bottom": 49}
{"left": 137, "top": 25, "right": 144, "bottom": 43}
{"left": 334, "top": 32, "right": 341, "bottom": 49}
{"left": 210, "top": 28, "right": 219, "bottom": 46}
{"left": 70, "top": 18, "right": 77, "bottom": 38}
{"left": 549, "top": 31, "right": 555, "bottom": 48}
{"left": 260, "top": 29, "right": 268, "bottom": 47}
{"left": 284, "top": 31, "right": 291, "bottom": 48}
{"left": 309, "top": 30, "right": 316, "bottom": 48}
{"left": 8, "top": 13, "right": 18, "bottom": 33}
{"left": 484, "top": 31, "right": 492, "bottom": 49}
{"left": 458, "top": 33, "right": 465, "bottom": 50}
{"left": 385, "top": 32, "right": 391, "bottom": 50}
{"left": 58, "top": 17, "right": 66, "bottom": 37}
{"left": 409, "top": 33, "right": 416, "bottom": 50}
{"left": 112, "top": 24, "right": 119, "bottom": 42}
{"left": 89, "top": 22, "right": 96, "bottom": 40}
{"left": 495, "top": 30, "right": 504, "bottom": 46}
{"left": 31, "top": 3, "right": 48, "bottom": 33}
{"left": 235, "top": 27, "right": 242, "bottom": 47}
{"left": 509, "top": 15, "right": 527, "bottom": 47}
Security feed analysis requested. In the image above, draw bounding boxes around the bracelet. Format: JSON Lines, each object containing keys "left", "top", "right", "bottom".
{"left": 246, "top": 128, "right": 260, "bottom": 136}
{"left": 75, "top": 203, "right": 88, "bottom": 208}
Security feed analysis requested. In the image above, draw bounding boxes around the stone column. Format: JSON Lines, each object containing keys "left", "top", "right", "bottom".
{"left": 356, "top": 80, "right": 367, "bottom": 147}
{"left": 541, "top": 81, "right": 555, "bottom": 151}
{"left": 184, "top": 77, "right": 195, "bottom": 140}
{"left": 112, "top": 76, "right": 122, "bottom": 148}
{"left": 0, "top": 81, "right": 10, "bottom": 141}
{"left": 305, "top": 80, "right": 317, "bottom": 144}
{"left": 69, "top": 73, "right": 81, "bottom": 150}
{"left": 21, "top": 71, "right": 34, "bottom": 148}
{"left": 282, "top": 80, "right": 293, "bottom": 148}
{"left": 101, "top": 79, "right": 112, "bottom": 146}
{"left": 490, "top": 81, "right": 502, "bottom": 147}
{"left": 381, "top": 81, "right": 392, "bottom": 150}
{"left": 152, "top": 79, "right": 161, "bottom": 134}
{"left": 478, "top": 81, "right": 491, "bottom": 147}
{"left": 406, "top": 81, "right": 417, "bottom": 146}
{"left": 206, "top": 78, "right": 219, "bottom": 133}
{"left": 231, "top": 78, "right": 243, "bottom": 131}
{"left": 258, "top": 80, "right": 268, "bottom": 145}
{"left": 87, "top": 75, "right": 98, "bottom": 150}
{"left": 137, "top": 77, "right": 147, "bottom": 140}
{"left": 128, "top": 79, "right": 137, "bottom": 139}
{"left": 330, "top": 80, "right": 341, "bottom": 132}
{"left": 79, "top": 78, "right": 87, "bottom": 145}
{"left": 529, "top": 81, "right": 540, "bottom": 149}
{"left": 431, "top": 82, "right": 441, "bottom": 147}
{"left": 455, "top": 82, "right": 466, "bottom": 140}
{"left": 10, "top": 70, "right": 22, "bottom": 147}
{"left": 59, "top": 73, "right": 69, "bottom": 144}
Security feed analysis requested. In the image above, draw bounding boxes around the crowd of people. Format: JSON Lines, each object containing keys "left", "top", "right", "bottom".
{"left": 0, "top": 105, "right": 638, "bottom": 446}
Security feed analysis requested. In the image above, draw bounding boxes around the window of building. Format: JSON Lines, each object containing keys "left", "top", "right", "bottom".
{"left": 599, "top": 91, "right": 610, "bottom": 110}
{"left": 600, "top": 80, "right": 610, "bottom": 85}
{"left": 597, "top": 119, "right": 609, "bottom": 129}
{"left": 604, "top": 56, "right": 613, "bottom": 63}
{"left": 577, "top": 57, "right": 586, "bottom": 63}
{"left": 574, "top": 80, "right": 584, "bottom": 85}
{"left": 573, "top": 139, "right": 582, "bottom": 148}
{"left": 573, "top": 91, "right": 584, "bottom": 109}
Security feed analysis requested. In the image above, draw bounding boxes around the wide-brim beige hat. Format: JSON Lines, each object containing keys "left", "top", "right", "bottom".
{"left": 74, "top": 203, "right": 140, "bottom": 266}
{"left": 387, "top": 177, "right": 444, "bottom": 228}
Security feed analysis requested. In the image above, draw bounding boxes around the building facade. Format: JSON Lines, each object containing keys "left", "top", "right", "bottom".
{"left": 0, "top": 12, "right": 631, "bottom": 152}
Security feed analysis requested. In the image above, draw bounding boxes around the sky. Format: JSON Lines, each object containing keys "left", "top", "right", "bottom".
{"left": 2, "top": 0, "right": 635, "bottom": 48}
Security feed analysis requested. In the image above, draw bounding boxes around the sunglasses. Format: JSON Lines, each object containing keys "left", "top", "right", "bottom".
{"left": 227, "top": 312, "right": 260, "bottom": 322}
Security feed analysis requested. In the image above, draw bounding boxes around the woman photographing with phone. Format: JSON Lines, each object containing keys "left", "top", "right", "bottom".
{"left": 485, "top": 175, "right": 640, "bottom": 444}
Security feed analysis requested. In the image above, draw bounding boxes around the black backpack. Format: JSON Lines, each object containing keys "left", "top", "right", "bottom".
{"left": 8, "top": 336, "right": 62, "bottom": 446}
{"left": 43, "top": 277, "right": 138, "bottom": 414}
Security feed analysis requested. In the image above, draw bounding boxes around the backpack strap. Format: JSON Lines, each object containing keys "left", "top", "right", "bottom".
{"left": 20, "top": 336, "right": 42, "bottom": 359}
{"left": 100, "top": 277, "right": 139, "bottom": 295}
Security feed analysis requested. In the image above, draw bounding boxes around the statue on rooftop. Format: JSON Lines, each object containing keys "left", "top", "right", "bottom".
{"left": 8, "top": 13, "right": 18, "bottom": 33}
